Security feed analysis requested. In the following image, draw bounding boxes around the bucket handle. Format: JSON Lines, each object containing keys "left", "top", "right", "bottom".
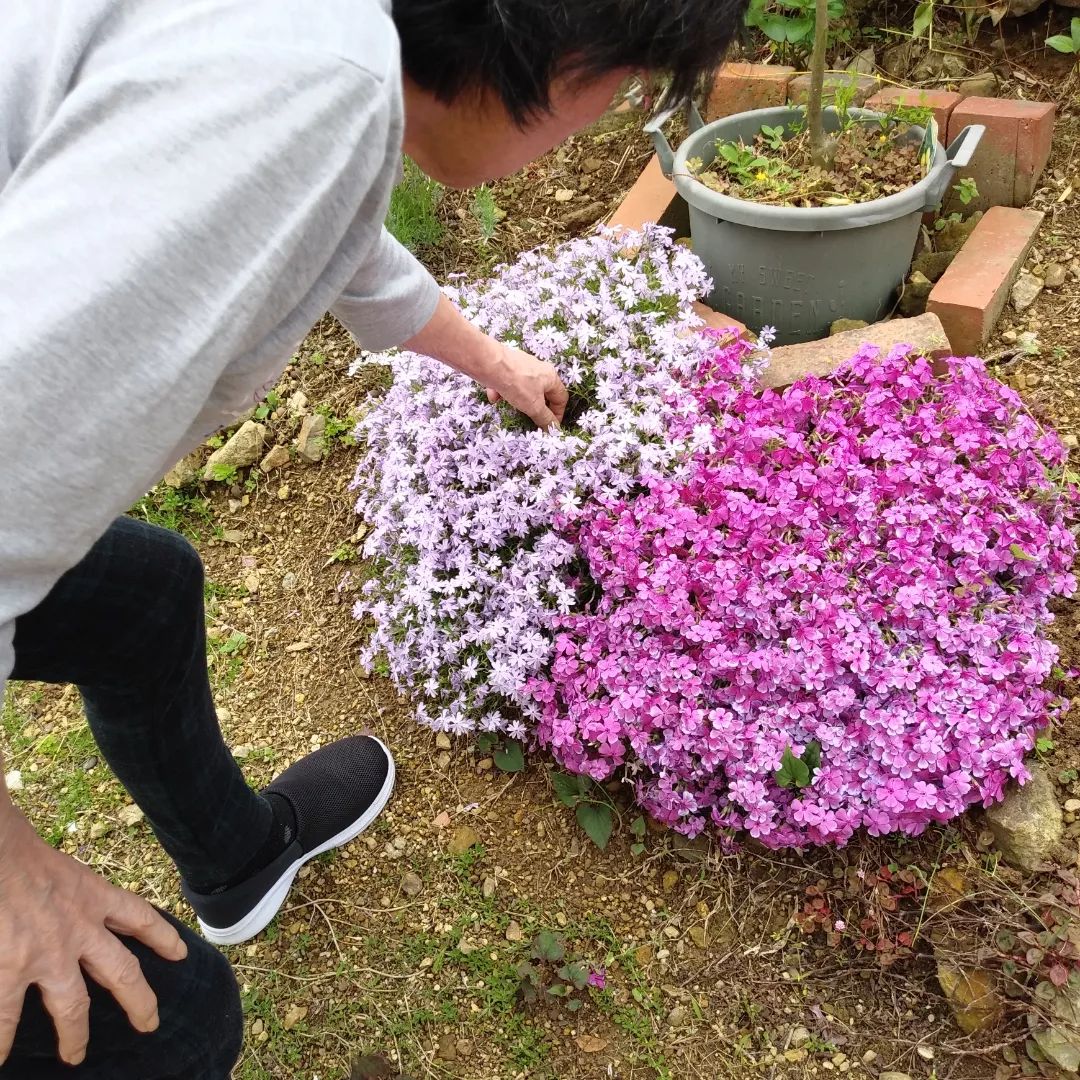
{"left": 921, "top": 124, "right": 985, "bottom": 211}
{"left": 643, "top": 100, "right": 705, "bottom": 178}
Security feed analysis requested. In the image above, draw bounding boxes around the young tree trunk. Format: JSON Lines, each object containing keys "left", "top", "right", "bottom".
{"left": 807, "top": 0, "right": 829, "bottom": 169}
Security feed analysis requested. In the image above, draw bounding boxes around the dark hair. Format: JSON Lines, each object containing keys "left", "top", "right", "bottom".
{"left": 392, "top": 0, "right": 746, "bottom": 124}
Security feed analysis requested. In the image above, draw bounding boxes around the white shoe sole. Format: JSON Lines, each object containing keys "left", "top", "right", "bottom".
{"left": 198, "top": 737, "right": 396, "bottom": 946}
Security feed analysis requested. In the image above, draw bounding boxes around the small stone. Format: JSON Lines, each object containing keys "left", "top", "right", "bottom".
{"left": 4, "top": 770, "right": 22, "bottom": 791}
{"left": 478, "top": 757, "right": 494, "bottom": 771}
{"left": 505, "top": 920, "right": 525, "bottom": 943}
{"left": 662, "top": 870, "right": 679, "bottom": 893}
{"left": 163, "top": 451, "right": 203, "bottom": 489}
{"left": 90, "top": 821, "right": 113, "bottom": 840}
{"left": 221, "top": 529, "right": 244, "bottom": 544}
{"left": 634, "top": 944, "right": 654, "bottom": 966}
{"left": 281, "top": 572, "right": 298, "bottom": 590}
{"left": 1011, "top": 273, "right": 1044, "bottom": 313}
{"left": 663, "top": 925, "right": 679, "bottom": 939}
{"left": 260, "top": 445, "right": 291, "bottom": 473}
{"left": 277, "top": 485, "right": 290, "bottom": 500}
{"left": 1064, "top": 434, "right": 1078, "bottom": 450}
{"left": 232, "top": 743, "right": 253, "bottom": 760}
{"left": 877, "top": 1073, "right": 912, "bottom": 1080}
{"left": 203, "top": 421, "right": 266, "bottom": 480}
{"left": 82, "top": 756, "right": 99, "bottom": 772}
{"left": 556, "top": 912, "right": 568, "bottom": 927}
{"left": 829, "top": 318, "right": 869, "bottom": 336}
{"left": 287, "top": 391, "right": 309, "bottom": 416}
{"left": 899, "top": 271, "right": 933, "bottom": 317}
{"left": 784, "top": 1048, "right": 808, "bottom": 1064}
{"left": 250, "top": 1018, "right": 264, "bottom": 1036}
{"left": 958, "top": 71, "right": 998, "bottom": 97}
{"left": 455, "top": 1038, "right": 472, "bottom": 1058}
{"left": 1045, "top": 263, "right": 1068, "bottom": 289}
{"left": 1066, "top": 799, "right": 1080, "bottom": 813}
{"left": 688, "top": 926, "right": 707, "bottom": 949}
{"left": 554, "top": 188, "right": 576, "bottom": 202}
{"left": 457, "top": 937, "right": 479, "bottom": 955}
{"left": 243, "top": 572, "right": 261, "bottom": 594}
{"left": 118, "top": 804, "right": 144, "bottom": 827}
{"left": 861, "top": 1050, "right": 877, "bottom": 1064}
{"left": 790, "top": 1025, "right": 811, "bottom": 1047}
{"left": 281, "top": 1003, "right": 307, "bottom": 1031}
{"left": 295, "top": 413, "right": 327, "bottom": 464}
{"left": 435, "top": 732, "right": 452, "bottom": 751}
{"left": 581, "top": 157, "right": 604, "bottom": 174}
{"left": 1001, "top": 329, "right": 1019, "bottom": 345}
{"left": 667, "top": 1005, "right": 689, "bottom": 1028}
{"left": 448, "top": 826, "right": 480, "bottom": 855}
{"left": 400, "top": 871, "right": 423, "bottom": 897}
{"left": 482, "top": 876, "right": 497, "bottom": 899}
{"left": 936, "top": 963, "right": 1003, "bottom": 1034}
{"left": 985, "top": 765, "right": 1063, "bottom": 870}
{"left": 916, "top": 1045, "right": 935, "bottom": 1061}
{"left": 435, "top": 751, "right": 451, "bottom": 771}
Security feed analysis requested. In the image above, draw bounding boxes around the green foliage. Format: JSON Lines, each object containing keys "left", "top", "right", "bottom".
{"left": 386, "top": 158, "right": 444, "bottom": 252}
{"left": 576, "top": 803, "right": 614, "bottom": 850}
{"left": 954, "top": 177, "right": 980, "bottom": 206}
{"left": 1047, "top": 18, "right": 1080, "bottom": 54}
{"left": 208, "top": 462, "right": 239, "bottom": 484}
{"left": 550, "top": 770, "right": 614, "bottom": 849}
{"left": 471, "top": 185, "right": 500, "bottom": 243}
{"left": 761, "top": 124, "right": 786, "bottom": 151}
{"left": 775, "top": 741, "right": 822, "bottom": 790}
{"left": 744, "top": 0, "right": 844, "bottom": 49}
{"left": 130, "top": 486, "right": 214, "bottom": 541}
{"left": 494, "top": 740, "right": 525, "bottom": 773}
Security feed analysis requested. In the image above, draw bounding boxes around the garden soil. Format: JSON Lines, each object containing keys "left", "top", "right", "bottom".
{"left": 5, "top": 52, "right": 1080, "bottom": 1080}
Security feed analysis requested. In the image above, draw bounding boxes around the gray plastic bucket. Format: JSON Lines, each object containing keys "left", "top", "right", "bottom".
{"left": 646, "top": 105, "right": 984, "bottom": 345}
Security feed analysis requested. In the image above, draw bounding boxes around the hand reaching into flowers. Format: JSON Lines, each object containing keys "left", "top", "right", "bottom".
{"left": 403, "top": 293, "right": 567, "bottom": 429}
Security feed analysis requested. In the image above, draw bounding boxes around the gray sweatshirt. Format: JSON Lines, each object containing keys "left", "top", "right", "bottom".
{"left": 0, "top": 1, "right": 441, "bottom": 700}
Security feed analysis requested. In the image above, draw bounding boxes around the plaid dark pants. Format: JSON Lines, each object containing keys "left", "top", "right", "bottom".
{"left": 4, "top": 517, "right": 269, "bottom": 1077}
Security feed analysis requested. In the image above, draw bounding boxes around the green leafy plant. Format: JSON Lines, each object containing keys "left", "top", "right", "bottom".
{"left": 476, "top": 732, "right": 525, "bottom": 773}
{"left": 515, "top": 932, "right": 596, "bottom": 1013}
{"left": 775, "top": 741, "right": 822, "bottom": 790}
{"left": 550, "top": 771, "right": 614, "bottom": 849}
{"left": 254, "top": 390, "right": 281, "bottom": 421}
{"left": 470, "top": 185, "right": 500, "bottom": 243}
{"left": 744, "top": 0, "right": 844, "bottom": 53}
{"left": 208, "top": 462, "right": 239, "bottom": 484}
{"left": 386, "top": 157, "right": 444, "bottom": 252}
{"left": 1047, "top": 17, "right": 1080, "bottom": 55}
{"left": 954, "top": 177, "right": 979, "bottom": 206}
{"left": 760, "top": 124, "right": 786, "bottom": 151}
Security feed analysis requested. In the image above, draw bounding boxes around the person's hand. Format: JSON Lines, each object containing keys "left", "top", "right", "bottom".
{"left": 483, "top": 344, "right": 569, "bottom": 430}
{"left": 0, "top": 809, "right": 187, "bottom": 1066}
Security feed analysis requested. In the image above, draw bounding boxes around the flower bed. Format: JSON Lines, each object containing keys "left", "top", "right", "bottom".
{"left": 352, "top": 229, "right": 1077, "bottom": 849}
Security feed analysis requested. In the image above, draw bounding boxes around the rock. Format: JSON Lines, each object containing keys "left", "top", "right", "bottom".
{"left": 90, "top": 821, "right": 113, "bottom": 840}
{"left": 662, "top": 870, "right": 679, "bottom": 893}
{"left": 563, "top": 200, "right": 606, "bottom": 230}
{"left": 295, "top": 413, "right": 327, "bottom": 464}
{"left": 688, "top": 925, "right": 708, "bottom": 948}
{"left": 163, "top": 451, "right": 203, "bottom": 489}
{"left": 581, "top": 157, "right": 604, "bottom": 174}
{"left": 911, "top": 248, "right": 958, "bottom": 283}
{"left": 1001, "top": 329, "right": 1019, "bottom": 345}
{"left": 958, "top": 71, "right": 999, "bottom": 97}
{"left": 936, "top": 210, "right": 983, "bottom": 253}
{"left": 82, "top": 755, "right": 99, "bottom": 771}
{"left": 984, "top": 765, "right": 1062, "bottom": 870}
{"left": 791, "top": 1025, "right": 811, "bottom": 1047}
{"left": 260, "top": 445, "right": 291, "bottom": 473}
{"left": 400, "top": 871, "right": 423, "bottom": 897}
{"left": 1066, "top": 799, "right": 1080, "bottom": 813}
{"left": 287, "top": 390, "right": 309, "bottom": 416}
{"left": 898, "top": 271, "right": 934, "bottom": 317}
{"left": 667, "top": 1005, "right": 690, "bottom": 1028}
{"left": 435, "top": 732, "right": 452, "bottom": 751}
{"left": 448, "top": 825, "right": 480, "bottom": 855}
{"left": 913, "top": 50, "right": 969, "bottom": 82}
{"left": 118, "top": 804, "right": 144, "bottom": 827}
{"left": 4, "top": 770, "right": 22, "bottom": 791}
{"left": 1045, "top": 263, "right": 1068, "bottom": 289}
{"left": 1011, "top": 272, "right": 1044, "bottom": 313}
{"left": 878, "top": 1074, "right": 914, "bottom": 1080}
{"left": 936, "top": 963, "right": 1003, "bottom": 1034}
{"left": 505, "top": 920, "right": 525, "bottom": 943}
{"left": 848, "top": 46, "right": 876, "bottom": 75}
{"left": 829, "top": 318, "right": 869, "bottom": 336}
{"left": 203, "top": 421, "right": 266, "bottom": 480}
{"left": 482, "top": 876, "right": 497, "bottom": 899}
{"left": 882, "top": 41, "right": 914, "bottom": 80}
{"left": 282, "top": 1004, "right": 307, "bottom": 1031}
{"left": 281, "top": 572, "right": 298, "bottom": 591}
{"left": 455, "top": 1038, "right": 472, "bottom": 1058}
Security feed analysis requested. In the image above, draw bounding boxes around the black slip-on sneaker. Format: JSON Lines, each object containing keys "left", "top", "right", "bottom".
{"left": 183, "top": 735, "right": 395, "bottom": 946}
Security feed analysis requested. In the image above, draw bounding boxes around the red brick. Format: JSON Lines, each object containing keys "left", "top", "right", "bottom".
{"left": 946, "top": 97, "right": 1055, "bottom": 210}
{"left": 691, "top": 300, "right": 746, "bottom": 338}
{"left": 788, "top": 73, "right": 881, "bottom": 108}
{"left": 760, "top": 314, "right": 952, "bottom": 390}
{"left": 608, "top": 155, "right": 682, "bottom": 232}
{"left": 927, "top": 206, "right": 1043, "bottom": 356}
{"left": 706, "top": 62, "right": 796, "bottom": 121}
{"left": 864, "top": 87, "right": 963, "bottom": 136}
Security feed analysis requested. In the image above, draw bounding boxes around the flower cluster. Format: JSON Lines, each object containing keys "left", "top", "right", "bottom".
{"left": 528, "top": 337, "right": 1077, "bottom": 847}
{"left": 349, "top": 228, "right": 722, "bottom": 735}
